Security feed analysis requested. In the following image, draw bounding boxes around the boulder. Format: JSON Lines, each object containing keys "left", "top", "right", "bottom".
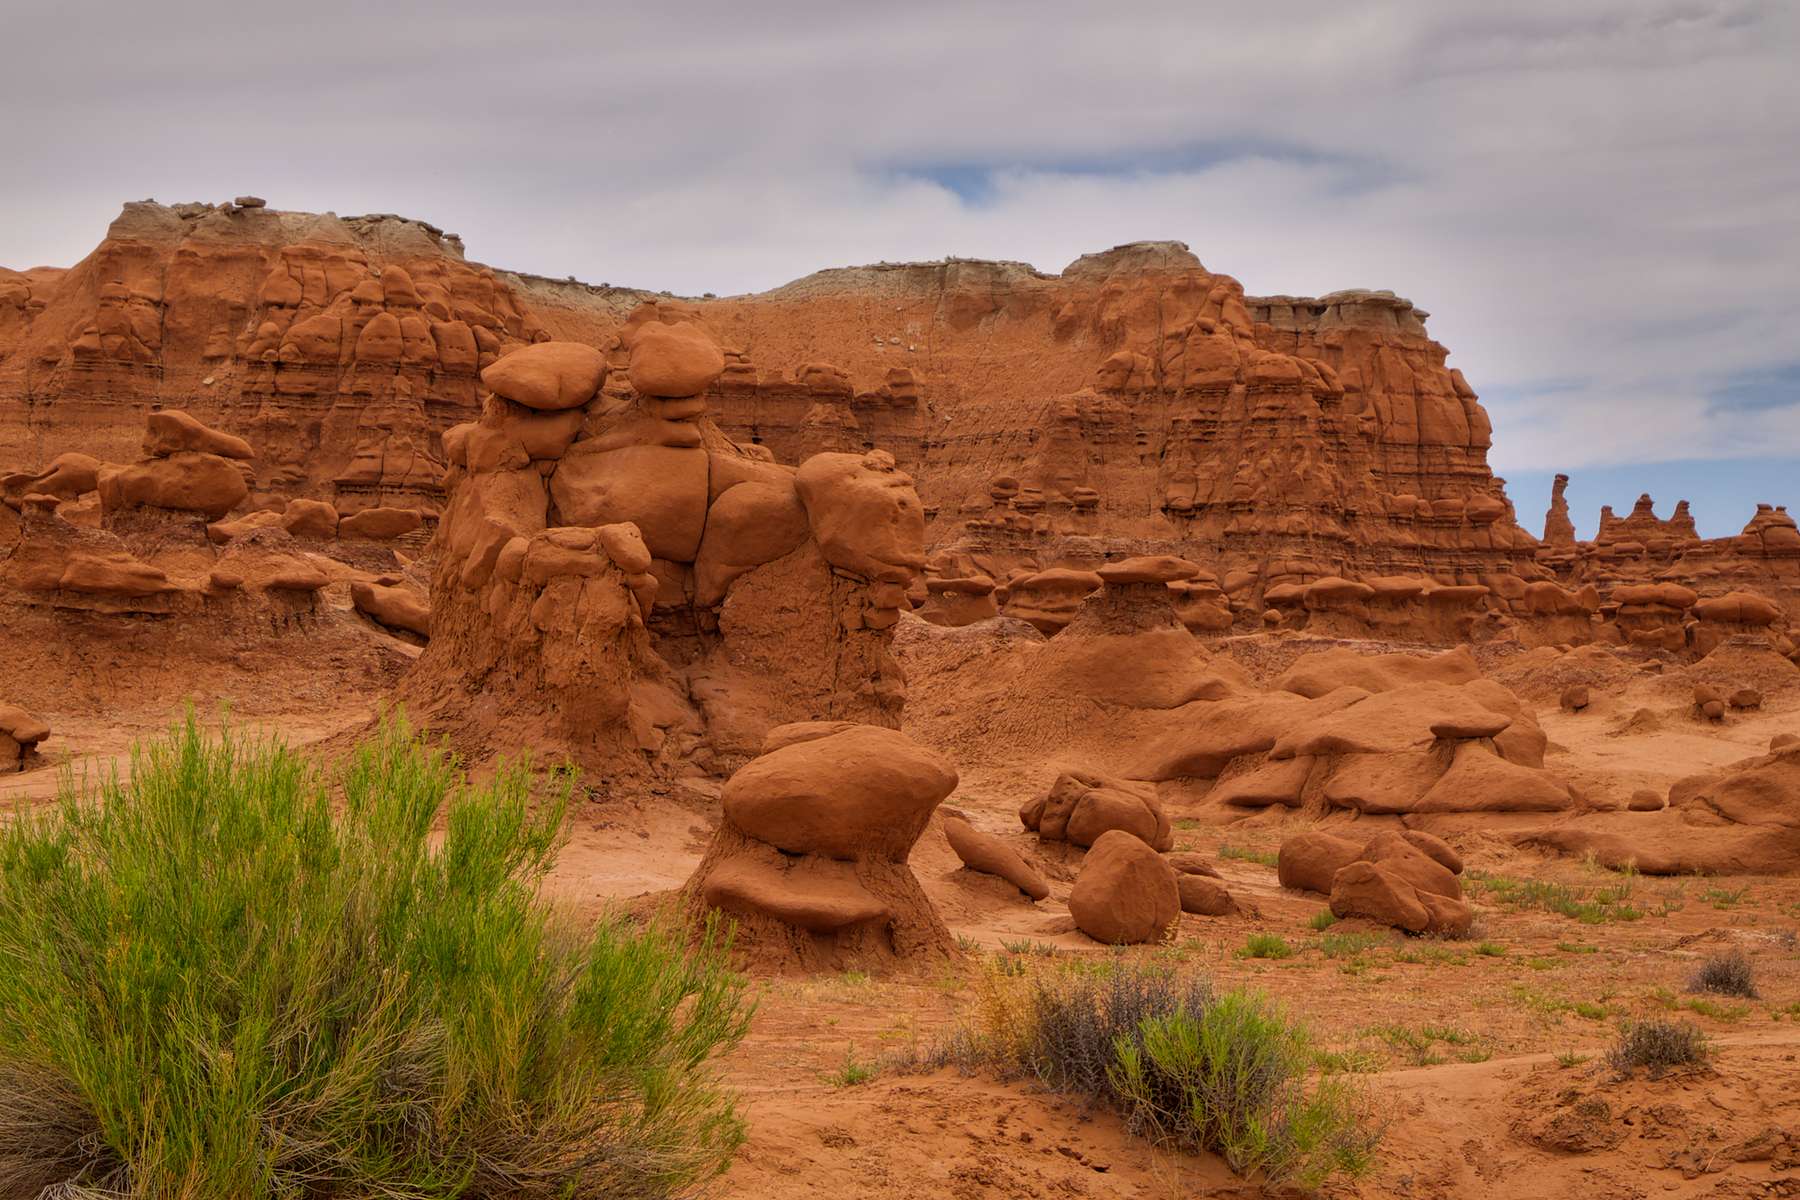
{"left": 1628, "top": 788, "right": 1665, "bottom": 812}
{"left": 1560, "top": 684, "right": 1590, "bottom": 712}
{"left": 1176, "top": 873, "right": 1237, "bottom": 916}
{"left": 337, "top": 506, "right": 422, "bottom": 540}
{"left": 1277, "top": 830, "right": 1365, "bottom": 894}
{"left": 143, "top": 410, "right": 254, "bottom": 460}
{"left": 1068, "top": 830, "right": 1180, "bottom": 945}
{"left": 481, "top": 341, "right": 607, "bottom": 411}
{"left": 280, "top": 498, "right": 339, "bottom": 539}
{"left": 1020, "top": 768, "right": 1172, "bottom": 851}
{"left": 351, "top": 581, "right": 430, "bottom": 637}
{"left": 98, "top": 452, "right": 248, "bottom": 520}
{"left": 627, "top": 321, "right": 727, "bottom": 398}
{"left": 1327, "top": 832, "right": 1472, "bottom": 936}
{"left": 943, "top": 816, "right": 1049, "bottom": 900}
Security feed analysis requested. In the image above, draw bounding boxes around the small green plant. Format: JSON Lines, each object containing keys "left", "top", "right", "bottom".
{"left": 1001, "top": 937, "right": 1034, "bottom": 954}
{"left": 1688, "top": 950, "right": 1758, "bottom": 998}
{"left": 1703, "top": 886, "right": 1750, "bottom": 910}
{"left": 1681, "top": 998, "right": 1751, "bottom": 1022}
{"left": 1308, "top": 909, "right": 1341, "bottom": 932}
{"left": 1571, "top": 1001, "right": 1608, "bottom": 1021}
{"left": 827, "top": 1045, "right": 877, "bottom": 1087}
{"left": 1555, "top": 942, "right": 1600, "bottom": 955}
{"left": 1608, "top": 1019, "right": 1710, "bottom": 1077}
{"left": 1475, "top": 941, "right": 1507, "bottom": 957}
{"left": 1555, "top": 1049, "right": 1590, "bottom": 1068}
{"left": 956, "top": 933, "right": 982, "bottom": 953}
{"left": 1241, "top": 933, "right": 1295, "bottom": 960}
{"left": 1313, "top": 1048, "right": 1383, "bottom": 1074}
{"left": 1320, "top": 931, "right": 1382, "bottom": 959}
{"left": 1220, "top": 844, "right": 1280, "bottom": 868}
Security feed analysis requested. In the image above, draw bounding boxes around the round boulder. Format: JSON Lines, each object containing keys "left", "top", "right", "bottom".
{"left": 1068, "top": 829, "right": 1180, "bottom": 945}
{"left": 628, "top": 322, "right": 726, "bottom": 398}
{"left": 481, "top": 341, "right": 607, "bottom": 411}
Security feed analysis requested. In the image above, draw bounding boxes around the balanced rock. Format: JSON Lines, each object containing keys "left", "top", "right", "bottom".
{"left": 481, "top": 341, "right": 607, "bottom": 411}
{"left": 143, "top": 410, "right": 254, "bottom": 461}
{"left": 280, "top": 498, "right": 339, "bottom": 539}
{"left": 0, "top": 702, "right": 50, "bottom": 771}
{"left": 627, "top": 321, "right": 727, "bottom": 398}
{"left": 1068, "top": 829, "right": 1180, "bottom": 945}
{"left": 337, "top": 506, "right": 422, "bottom": 540}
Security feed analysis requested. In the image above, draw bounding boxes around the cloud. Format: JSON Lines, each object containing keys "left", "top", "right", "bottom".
{"left": 1, "top": 0, "right": 1795, "bottom": 523}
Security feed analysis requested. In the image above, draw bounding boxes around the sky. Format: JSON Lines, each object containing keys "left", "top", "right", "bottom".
{"left": 2, "top": 1, "right": 1795, "bottom": 538}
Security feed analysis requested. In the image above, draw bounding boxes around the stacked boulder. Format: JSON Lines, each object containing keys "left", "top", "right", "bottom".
{"left": 98, "top": 409, "right": 252, "bottom": 523}
{"left": 1279, "top": 829, "right": 1472, "bottom": 935}
{"left": 683, "top": 723, "right": 959, "bottom": 968}
{"left": 406, "top": 308, "right": 928, "bottom": 775}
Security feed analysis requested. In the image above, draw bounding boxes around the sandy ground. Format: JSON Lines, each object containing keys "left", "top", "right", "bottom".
{"left": 7, "top": 633, "right": 1799, "bottom": 1198}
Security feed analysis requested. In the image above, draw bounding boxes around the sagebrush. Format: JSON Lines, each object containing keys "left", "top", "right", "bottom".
{"left": 1608, "top": 1019, "right": 1710, "bottom": 1077}
{"left": 928, "top": 960, "right": 1378, "bottom": 1188}
{"left": 0, "top": 713, "right": 752, "bottom": 1199}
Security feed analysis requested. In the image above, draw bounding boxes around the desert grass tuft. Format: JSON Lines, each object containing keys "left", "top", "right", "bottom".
{"left": 1608, "top": 1019, "right": 1710, "bottom": 1078}
{"left": 1688, "top": 950, "right": 1759, "bottom": 999}
{"left": 0, "top": 711, "right": 751, "bottom": 1200}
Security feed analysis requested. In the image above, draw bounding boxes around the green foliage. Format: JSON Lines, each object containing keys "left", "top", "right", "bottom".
{"left": 944, "top": 960, "right": 1377, "bottom": 1188}
{"left": 0, "top": 713, "right": 751, "bottom": 1200}
{"left": 1218, "top": 845, "right": 1279, "bottom": 868}
{"left": 1307, "top": 909, "right": 1340, "bottom": 932}
{"left": 1240, "top": 933, "right": 1294, "bottom": 960}
{"left": 1463, "top": 870, "right": 1643, "bottom": 924}
{"left": 1475, "top": 941, "right": 1507, "bottom": 957}
{"left": 826, "top": 1046, "right": 876, "bottom": 1087}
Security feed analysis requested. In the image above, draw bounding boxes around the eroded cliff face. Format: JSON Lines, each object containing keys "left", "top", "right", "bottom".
{"left": 5, "top": 207, "right": 1792, "bottom": 639}
{"left": 0, "top": 201, "right": 640, "bottom": 516}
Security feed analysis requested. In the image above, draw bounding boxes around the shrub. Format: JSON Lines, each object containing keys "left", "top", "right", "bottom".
{"left": 1240, "top": 933, "right": 1294, "bottom": 960}
{"left": 1308, "top": 909, "right": 1340, "bottom": 931}
{"left": 1608, "top": 1019, "right": 1710, "bottom": 1077}
{"left": 947, "top": 961, "right": 1378, "bottom": 1187}
{"left": 0, "top": 713, "right": 752, "bottom": 1200}
{"left": 1688, "top": 950, "right": 1759, "bottom": 998}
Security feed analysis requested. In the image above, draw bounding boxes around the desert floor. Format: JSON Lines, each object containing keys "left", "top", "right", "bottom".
{"left": 8, "top": 632, "right": 1798, "bottom": 1200}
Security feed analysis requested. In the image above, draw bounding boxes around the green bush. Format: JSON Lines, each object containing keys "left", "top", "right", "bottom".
{"left": 1240, "top": 933, "right": 1294, "bottom": 960}
{"left": 0, "top": 713, "right": 752, "bottom": 1200}
{"left": 948, "top": 961, "right": 1377, "bottom": 1188}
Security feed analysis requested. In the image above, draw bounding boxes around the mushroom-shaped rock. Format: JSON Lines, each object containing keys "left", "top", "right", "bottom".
{"left": 351, "top": 581, "right": 430, "bottom": 638}
{"left": 143, "top": 410, "right": 255, "bottom": 461}
{"left": 0, "top": 702, "right": 51, "bottom": 771}
{"left": 1020, "top": 769, "right": 1172, "bottom": 851}
{"left": 722, "top": 724, "right": 957, "bottom": 862}
{"left": 1693, "top": 591, "right": 1782, "bottom": 626}
{"left": 59, "top": 553, "right": 174, "bottom": 597}
{"left": 627, "top": 321, "right": 727, "bottom": 398}
{"left": 1003, "top": 567, "right": 1103, "bottom": 635}
{"left": 481, "top": 342, "right": 607, "bottom": 411}
{"left": 943, "top": 816, "right": 1049, "bottom": 900}
{"left": 684, "top": 723, "right": 960, "bottom": 968}
{"left": 1068, "top": 830, "right": 1180, "bottom": 945}
{"left": 1096, "top": 555, "right": 1199, "bottom": 585}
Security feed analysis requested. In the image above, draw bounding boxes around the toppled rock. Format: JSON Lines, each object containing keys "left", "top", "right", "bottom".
{"left": 943, "top": 815, "right": 1049, "bottom": 900}
{"left": 1020, "top": 768, "right": 1173, "bottom": 851}
{"left": 683, "top": 723, "right": 959, "bottom": 968}
{"left": 1068, "top": 829, "right": 1180, "bottom": 945}
{"left": 1280, "top": 829, "right": 1471, "bottom": 935}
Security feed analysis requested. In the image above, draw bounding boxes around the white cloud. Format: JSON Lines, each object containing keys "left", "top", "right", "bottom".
{"left": 1, "top": 0, "right": 1796, "bottom": 483}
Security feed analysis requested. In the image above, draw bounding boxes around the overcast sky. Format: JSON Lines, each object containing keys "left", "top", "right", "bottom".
{"left": 3, "top": 1, "right": 1795, "bottom": 535}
